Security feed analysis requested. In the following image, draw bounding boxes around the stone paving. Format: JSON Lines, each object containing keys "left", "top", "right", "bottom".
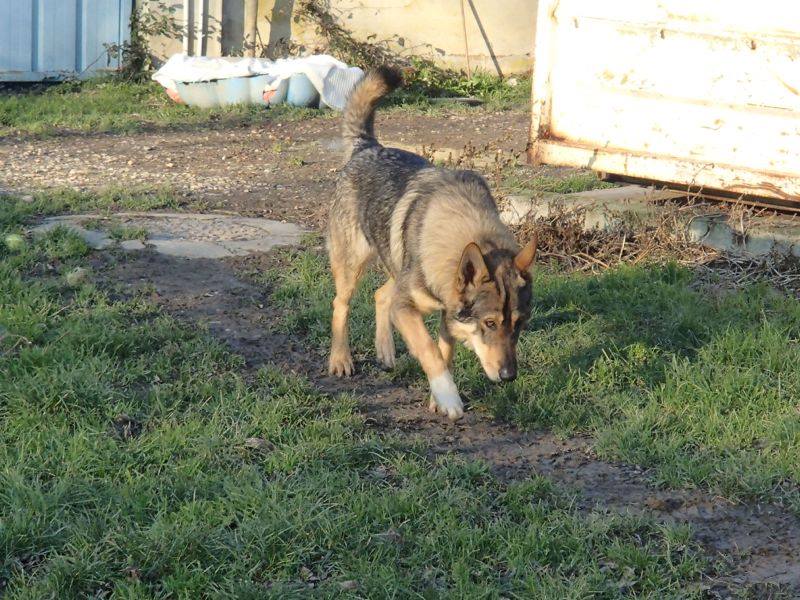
{"left": 32, "top": 212, "right": 307, "bottom": 259}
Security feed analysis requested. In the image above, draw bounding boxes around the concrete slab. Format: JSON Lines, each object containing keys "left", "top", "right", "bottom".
{"left": 219, "top": 238, "right": 302, "bottom": 254}
{"left": 148, "top": 239, "right": 234, "bottom": 259}
{"left": 31, "top": 212, "right": 307, "bottom": 259}
{"left": 119, "top": 239, "right": 146, "bottom": 251}
{"left": 501, "top": 185, "right": 686, "bottom": 228}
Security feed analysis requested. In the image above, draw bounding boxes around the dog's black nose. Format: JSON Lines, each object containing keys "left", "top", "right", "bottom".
{"left": 499, "top": 366, "right": 517, "bottom": 382}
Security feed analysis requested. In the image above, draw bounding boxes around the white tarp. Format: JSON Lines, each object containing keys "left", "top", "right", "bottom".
{"left": 152, "top": 54, "right": 364, "bottom": 110}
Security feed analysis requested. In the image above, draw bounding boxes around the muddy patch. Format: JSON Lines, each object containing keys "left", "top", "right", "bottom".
{"left": 94, "top": 249, "right": 800, "bottom": 598}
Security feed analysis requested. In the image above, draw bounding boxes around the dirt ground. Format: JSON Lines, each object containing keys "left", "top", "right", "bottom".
{"left": 0, "top": 110, "right": 529, "bottom": 229}
{"left": 7, "top": 107, "right": 800, "bottom": 597}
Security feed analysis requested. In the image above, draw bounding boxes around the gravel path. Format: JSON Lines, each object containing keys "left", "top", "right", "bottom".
{"left": 0, "top": 110, "right": 530, "bottom": 228}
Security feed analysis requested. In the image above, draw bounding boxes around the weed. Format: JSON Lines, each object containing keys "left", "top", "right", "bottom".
{"left": 79, "top": 218, "right": 151, "bottom": 243}
{"left": 36, "top": 186, "right": 184, "bottom": 213}
{"left": 80, "top": 218, "right": 104, "bottom": 231}
{"left": 0, "top": 187, "right": 184, "bottom": 237}
{"left": 401, "top": 57, "right": 528, "bottom": 106}
{"left": 104, "top": 1, "right": 185, "bottom": 81}
{"left": 503, "top": 168, "right": 615, "bottom": 196}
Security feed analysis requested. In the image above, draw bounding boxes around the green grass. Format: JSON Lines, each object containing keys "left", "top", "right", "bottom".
{"left": 1, "top": 187, "right": 185, "bottom": 228}
{"left": 0, "top": 197, "right": 709, "bottom": 597}
{"left": 0, "top": 78, "right": 324, "bottom": 136}
{"left": 107, "top": 225, "right": 150, "bottom": 242}
{"left": 390, "top": 70, "right": 531, "bottom": 112}
{"left": 0, "top": 72, "right": 527, "bottom": 137}
{"left": 502, "top": 169, "right": 616, "bottom": 196}
{"left": 262, "top": 249, "right": 800, "bottom": 512}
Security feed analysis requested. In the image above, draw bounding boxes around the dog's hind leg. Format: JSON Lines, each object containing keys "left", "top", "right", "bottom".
{"left": 374, "top": 278, "right": 396, "bottom": 368}
{"left": 328, "top": 225, "right": 372, "bottom": 377}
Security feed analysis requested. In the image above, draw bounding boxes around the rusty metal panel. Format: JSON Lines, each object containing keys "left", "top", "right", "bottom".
{"left": 0, "top": 0, "right": 131, "bottom": 81}
{"left": 529, "top": 0, "right": 800, "bottom": 204}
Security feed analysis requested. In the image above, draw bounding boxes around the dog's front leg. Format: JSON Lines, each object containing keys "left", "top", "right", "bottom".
{"left": 437, "top": 312, "right": 455, "bottom": 369}
{"left": 392, "top": 304, "right": 464, "bottom": 420}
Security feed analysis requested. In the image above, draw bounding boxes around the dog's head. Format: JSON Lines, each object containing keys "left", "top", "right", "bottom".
{"left": 446, "top": 235, "right": 537, "bottom": 382}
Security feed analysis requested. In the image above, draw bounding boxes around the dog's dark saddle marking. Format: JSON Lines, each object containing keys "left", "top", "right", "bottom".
{"left": 351, "top": 145, "right": 430, "bottom": 269}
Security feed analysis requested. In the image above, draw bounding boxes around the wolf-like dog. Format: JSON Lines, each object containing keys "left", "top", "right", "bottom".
{"left": 326, "top": 66, "right": 537, "bottom": 420}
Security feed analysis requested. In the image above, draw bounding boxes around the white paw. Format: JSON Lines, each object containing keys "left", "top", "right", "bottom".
{"left": 429, "top": 371, "right": 464, "bottom": 421}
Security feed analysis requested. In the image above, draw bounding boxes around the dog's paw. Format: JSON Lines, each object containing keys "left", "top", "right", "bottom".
{"left": 328, "top": 351, "right": 354, "bottom": 377}
{"left": 375, "top": 335, "right": 396, "bottom": 369}
{"left": 428, "top": 395, "right": 438, "bottom": 414}
{"left": 442, "top": 403, "right": 464, "bottom": 421}
{"left": 429, "top": 372, "right": 464, "bottom": 421}
{"left": 428, "top": 394, "right": 464, "bottom": 420}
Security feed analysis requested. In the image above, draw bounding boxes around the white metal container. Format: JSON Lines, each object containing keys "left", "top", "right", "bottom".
{"left": 0, "top": 0, "right": 131, "bottom": 81}
{"left": 529, "top": 0, "right": 800, "bottom": 205}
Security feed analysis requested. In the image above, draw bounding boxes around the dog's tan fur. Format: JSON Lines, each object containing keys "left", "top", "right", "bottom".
{"left": 326, "top": 67, "right": 536, "bottom": 420}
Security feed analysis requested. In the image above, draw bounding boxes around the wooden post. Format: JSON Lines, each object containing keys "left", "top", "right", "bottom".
{"left": 245, "top": 0, "right": 258, "bottom": 57}
{"left": 459, "top": 0, "right": 472, "bottom": 77}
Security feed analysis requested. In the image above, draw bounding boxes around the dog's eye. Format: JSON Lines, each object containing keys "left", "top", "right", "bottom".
{"left": 484, "top": 319, "right": 497, "bottom": 330}
{"left": 455, "top": 309, "right": 472, "bottom": 322}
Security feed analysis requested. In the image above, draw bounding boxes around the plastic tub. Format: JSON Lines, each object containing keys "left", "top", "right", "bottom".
{"left": 175, "top": 74, "right": 274, "bottom": 109}
{"left": 285, "top": 73, "right": 320, "bottom": 107}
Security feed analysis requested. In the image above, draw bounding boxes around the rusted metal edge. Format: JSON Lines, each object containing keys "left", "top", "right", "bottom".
{"left": 527, "top": 139, "right": 800, "bottom": 212}
{"left": 603, "top": 174, "right": 800, "bottom": 214}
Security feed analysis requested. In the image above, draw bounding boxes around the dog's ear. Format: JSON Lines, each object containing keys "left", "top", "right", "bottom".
{"left": 514, "top": 232, "right": 538, "bottom": 273}
{"left": 457, "top": 242, "right": 488, "bottom": 292}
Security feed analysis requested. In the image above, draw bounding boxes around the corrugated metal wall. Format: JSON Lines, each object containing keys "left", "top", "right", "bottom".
{"left": 0, "top": 0, "right": 132, "bottom": 81}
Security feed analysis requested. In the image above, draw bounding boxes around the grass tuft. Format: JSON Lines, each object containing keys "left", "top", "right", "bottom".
{"left": 0, "top": 187, "right": 184, "bottom": 233}
{"left": 107, "top": 225, "right": 149, "bottom": 242}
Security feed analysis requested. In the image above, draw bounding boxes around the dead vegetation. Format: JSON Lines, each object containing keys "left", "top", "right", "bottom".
{"left": 419, "top": 140, "right": 521, "bottom": 187}
{"left": 513, "top": 199, "right": 705, "bottom": 271}
{"left": 513, "top": 200, "right": 800, "bottom": 295}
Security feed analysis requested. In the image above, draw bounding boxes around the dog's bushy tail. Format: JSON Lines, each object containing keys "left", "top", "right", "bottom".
{"left": 342, "top": 66, "right": 402, "bottom": 157}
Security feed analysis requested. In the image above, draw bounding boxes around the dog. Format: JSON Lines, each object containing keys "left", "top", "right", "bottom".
{"left": 326, "top": 66, "right": 537, "bottom": 420}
